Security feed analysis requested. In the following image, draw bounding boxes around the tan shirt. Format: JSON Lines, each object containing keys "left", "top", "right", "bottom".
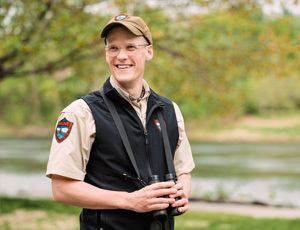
{"left": 46, "top": 78, "right": 195, "bottom": 181}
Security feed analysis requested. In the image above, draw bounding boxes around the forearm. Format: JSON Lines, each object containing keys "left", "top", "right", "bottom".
{"left": 52, "top": 174, "right": 177, "bottom": 213}
{"left": 52, "top": 174, "right": 128, "bottom": 210}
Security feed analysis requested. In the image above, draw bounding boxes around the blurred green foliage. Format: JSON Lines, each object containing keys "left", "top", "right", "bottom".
{"left": 0, "top": 0, "right": 299, "bottom": 126}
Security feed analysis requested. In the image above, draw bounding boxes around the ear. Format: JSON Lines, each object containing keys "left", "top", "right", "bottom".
{"left": 145, "top": 45, "right": 153, "bottom": 61}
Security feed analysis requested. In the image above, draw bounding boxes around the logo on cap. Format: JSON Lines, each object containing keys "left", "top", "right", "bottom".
{"left": 115, "top": 14, "right": 129, "bottom": 21}
{"left": 55, "top": 117, "right": 73, "bottom": 143}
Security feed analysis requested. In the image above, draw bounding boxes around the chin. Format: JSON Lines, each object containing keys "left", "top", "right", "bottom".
{"left": 113, "top": 74, "right": 135, "bottom": 84}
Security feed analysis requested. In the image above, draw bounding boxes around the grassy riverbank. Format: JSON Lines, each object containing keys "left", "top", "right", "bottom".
{"left": 0, "top": 197, "right": 300, "bottom": 230}
{"left": 186, "top": 114, "right": 300, "bottom": 143}
{"left": 1, "top": 197, "right": 300, "bottom": 230}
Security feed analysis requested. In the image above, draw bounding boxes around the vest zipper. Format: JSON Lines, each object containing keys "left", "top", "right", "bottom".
{"left": 144, "top": 128, "right": 153, "bottom": 177}
{"left": 112, "top": 92, "right": 165, "bottom": 183}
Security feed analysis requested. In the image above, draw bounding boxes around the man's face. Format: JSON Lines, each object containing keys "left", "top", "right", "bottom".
{"left": 105, "top": 26, "right": 153, "bottom": 88}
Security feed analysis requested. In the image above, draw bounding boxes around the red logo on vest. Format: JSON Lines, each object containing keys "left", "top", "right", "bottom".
{"left": 154, "top": 119, "right": 166, "bottom": 132}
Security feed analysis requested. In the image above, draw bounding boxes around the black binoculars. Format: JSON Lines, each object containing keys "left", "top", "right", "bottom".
{"left": 148, "top": 174, "right": 182, "bottom": 230}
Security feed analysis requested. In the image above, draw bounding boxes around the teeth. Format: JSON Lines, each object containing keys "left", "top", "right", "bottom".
{"left": 117, "top": 65, "right": 131, "bottom": 69}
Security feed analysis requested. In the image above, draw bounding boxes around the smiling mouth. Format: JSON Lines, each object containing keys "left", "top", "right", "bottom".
{"left": 116, "top": 65, "right": 133, "bottom": 69}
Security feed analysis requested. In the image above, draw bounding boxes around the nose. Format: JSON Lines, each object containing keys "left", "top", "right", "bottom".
{"left": 116, "top": 47, "right": 128, "bottom": 60}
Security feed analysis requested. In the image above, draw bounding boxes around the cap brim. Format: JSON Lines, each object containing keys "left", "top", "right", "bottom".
{"left": 101, "top": 22, "right": 143, "bottom": 38}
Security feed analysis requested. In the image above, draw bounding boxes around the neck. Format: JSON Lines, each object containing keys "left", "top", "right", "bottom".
{"left": 111, "top": 76, "right": 143, "bottom": 98}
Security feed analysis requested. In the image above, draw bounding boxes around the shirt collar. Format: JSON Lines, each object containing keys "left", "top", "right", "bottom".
{"left": 109, "top": 76, "right": 151, "bottom": 104}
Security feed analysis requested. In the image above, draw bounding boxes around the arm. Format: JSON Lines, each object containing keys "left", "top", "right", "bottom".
{"left": 171, "top": 103, "right": 194, "bottom": 214}
{"left": 51, "top": 174, "right": 177, "bottom": 213}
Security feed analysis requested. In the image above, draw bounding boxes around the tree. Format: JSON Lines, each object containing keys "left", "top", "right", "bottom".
{"left": 0, "top": 0, "right": 299, "bottom": 126}
{"left": 0, "top": 0, "right": 104, "bottom": 81}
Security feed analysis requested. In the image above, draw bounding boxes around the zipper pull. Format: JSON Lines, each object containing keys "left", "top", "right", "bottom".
{"left": 144, "top": 129, "right": 148, "bottom": 144}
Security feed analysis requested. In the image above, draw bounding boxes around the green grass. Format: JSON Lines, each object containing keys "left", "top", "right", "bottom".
{"left": 175, "top": 211, "right": 300, "bottom": 230}
{"left": 246, "top": 125, "right": 300, "bottom": 136}
{"left": 0, "top": 158, "right": 47, "bottom": 173}
{"left": 190, "top": 163, "right": 300, "bottom": 178}
{"left": 0, "top": 197, "right": 80, "bottom": 215}
{"left": 1, "top": 197, "right": 299, "bottom": 230}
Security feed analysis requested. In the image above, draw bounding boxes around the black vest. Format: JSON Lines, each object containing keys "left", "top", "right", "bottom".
{"left": 80, "top": 78, "right": 179, "bottom": 230}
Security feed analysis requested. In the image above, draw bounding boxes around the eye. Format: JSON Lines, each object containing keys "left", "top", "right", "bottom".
{"left": 108, "top": 46, "right": 119, "bottom": 52}
{"left": 126, "top": 45, "right": 137, "bottom": 51}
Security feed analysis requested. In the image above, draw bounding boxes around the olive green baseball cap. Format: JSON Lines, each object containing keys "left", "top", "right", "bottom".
{"left": 101, "top": 14, "right": 153, "bottom": 45}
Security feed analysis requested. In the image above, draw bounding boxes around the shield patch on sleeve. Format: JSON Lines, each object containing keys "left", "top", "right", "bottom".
{"left": 55, "top": 118, "right": 73, "bottom": 143}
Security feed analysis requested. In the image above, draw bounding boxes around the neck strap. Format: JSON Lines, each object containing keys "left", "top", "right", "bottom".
{"left": 157, "top": 110, "right": 177, "bottom": 178}
{"left": 99, "top": 88, "right": 177, "bottom": 181}
{"left": 100, "top": 88, "right": 141, "bottom": 179}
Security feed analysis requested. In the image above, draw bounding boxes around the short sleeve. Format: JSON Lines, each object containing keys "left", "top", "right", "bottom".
{"left": 172, "top": 102, "right": 195, "bottom": 176}
{"left": 46, "top": 99, "right": 95, "bottom": 181}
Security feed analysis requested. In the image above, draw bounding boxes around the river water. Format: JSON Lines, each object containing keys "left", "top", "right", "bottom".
{"left": 1, "top": 138, "right": 300, "bottom": 207}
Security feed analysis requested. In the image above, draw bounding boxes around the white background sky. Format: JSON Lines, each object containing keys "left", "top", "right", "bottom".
{"left": 85, "top": 0, "right": 300, "bottom": 16}
{"left": 261, "top": 0, "right": 300, "bottom": 15}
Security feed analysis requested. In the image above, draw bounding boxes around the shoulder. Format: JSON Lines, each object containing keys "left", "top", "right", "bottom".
{"left": 172, "top": 102, "right": 182, "bottom": 115}
{"left": 150, "top": 90, "right": 173, "bottom": 106}
{"left": 81, "top": 90, "right": 102, "bottom": 105}
{"left": 172, "top": 102, "right": 184, "bottom": 122}
{"left": 150, "top": 90, "right": 183, "bottom": 114}
{"left": 61, "top": 99, "right": 92, "bottom": 121}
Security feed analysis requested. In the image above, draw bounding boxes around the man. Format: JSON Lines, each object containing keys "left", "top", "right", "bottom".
{"left": 46, "top": 14, "right": 195, "bottom": 230}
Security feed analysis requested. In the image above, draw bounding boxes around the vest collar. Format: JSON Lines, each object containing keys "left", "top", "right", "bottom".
{"left": 102, "top": 77, "right": 165, "bottom": 108}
